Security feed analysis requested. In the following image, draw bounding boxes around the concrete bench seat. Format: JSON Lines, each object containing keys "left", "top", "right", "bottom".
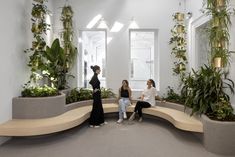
{"left": 0, "top": 103, "right": 203, "bottom": 136}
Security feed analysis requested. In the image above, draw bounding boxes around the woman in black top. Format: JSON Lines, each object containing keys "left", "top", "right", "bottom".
{"left": 117, "top": 80, "right": 132, "bottom": 123}
{"left": 89, "top": 65, "right": 106, "bottom": 128}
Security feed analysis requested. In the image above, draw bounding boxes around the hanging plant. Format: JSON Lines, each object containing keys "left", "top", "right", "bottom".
{"left": 204, "top": 0, "right": 233, "bottom": 68}
{"left": 24, "top": 0, "right": 50, "bottom": 85}
{"left": 169, "top": 12, "right": 187, "bottom": 77}
{"left": 59, "top": 5, "right": 77, "bottom": 89}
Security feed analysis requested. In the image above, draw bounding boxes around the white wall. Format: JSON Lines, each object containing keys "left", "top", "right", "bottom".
{"left": 0, "top": 0, "right": 54, "bottom": 144}
{"left": 52, "top": 0, "right": 185, "bottom": 97}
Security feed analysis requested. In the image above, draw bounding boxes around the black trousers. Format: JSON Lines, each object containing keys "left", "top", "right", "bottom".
{"left": 134, "top": 101, "right": 151, "bottom": 117}
{"left": 89, "top": 91, "right": 104, "bottom": 125}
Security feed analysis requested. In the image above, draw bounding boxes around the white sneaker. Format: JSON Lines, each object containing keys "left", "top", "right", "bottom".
{"left": 100, "top": 121, "right": 108, "bottom": 126}
{"left": 123, "top": 112, "right": 127, "bottom": 119}
{"left": 139, "top": 117, "right": 143, "bottom": 122}
{"left": 117, "top": 119, "right": 123, "bottom": 123}
{"left": 94, "top": 125, "right": 100, "bottom": 128}
{"left": 89, "top": 125, "right": 94, "bottom": 128}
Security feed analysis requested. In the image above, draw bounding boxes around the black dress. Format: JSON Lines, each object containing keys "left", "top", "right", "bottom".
{"left": 89, "top": 73, "right": 105, "bottom": 125}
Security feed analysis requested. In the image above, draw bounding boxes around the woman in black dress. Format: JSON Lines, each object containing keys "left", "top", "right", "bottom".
{"left": 89, "top": 65, "right": 106, "bottom": 128}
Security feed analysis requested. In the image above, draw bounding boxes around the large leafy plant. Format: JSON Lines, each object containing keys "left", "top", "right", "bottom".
{"left": 43, "top": 38, "right": 74, "bottom": 89}
{"left": 181, "top": 65, "right": 234, "bottom": 120}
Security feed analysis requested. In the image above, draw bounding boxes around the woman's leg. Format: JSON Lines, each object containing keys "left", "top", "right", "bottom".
{"left": 135, "top": 101, "right": 151, "bottom": 117}
{"left": 118, "top": 99, "right": 124, "bottom": 120}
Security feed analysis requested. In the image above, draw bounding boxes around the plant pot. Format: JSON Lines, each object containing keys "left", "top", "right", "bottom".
{"left": 216, "top": 0, "right": 225, "bottom": 8}
{"left": 176, "top": 25, "right": 184, "bottom": 33}
{"left": 175, "top": 12, "right": 184, "bottom": 21}
{"left": 214, "top": 57, "right": 222, "bottom": 68}
{"left": 202, "top": 115, "right": 235, "bottom": 155}
{"left": 12, "top": 93, "right": 66, "bottom": 119}
{"left": 212, "top": 17, "right": 220, "bottom": 28}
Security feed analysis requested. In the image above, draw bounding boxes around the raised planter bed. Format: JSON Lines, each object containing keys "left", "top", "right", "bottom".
{"left": 12, "top": 93, "right": 66, "bottom": 119}
{"left": 202, "top": 115, "right": 235, "bottom": 155}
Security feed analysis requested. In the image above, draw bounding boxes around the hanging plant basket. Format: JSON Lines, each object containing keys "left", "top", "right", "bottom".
{"left": 212, "top": 17, "right": 220, "bottom": 28}
{"left": 175, "top": 12, "right": 184, "bottom": 21}
{"left": 214, "top": 57, "right": 222, "bottom": 68}
{"left": 176, "top": 25, "right": 184, "bottom": 33}
{"left": 216, "top": 0, "right": 225, "bottom": 8}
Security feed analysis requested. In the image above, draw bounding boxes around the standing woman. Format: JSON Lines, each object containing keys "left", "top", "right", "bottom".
{"left": 89, "top": 65, "right": 106, "bottom": 128}
{"left": 117, "top": 80, "right": 132, "bottom": 123}
{"left": 129, "top": 79, "right": 158, "bottom": 122}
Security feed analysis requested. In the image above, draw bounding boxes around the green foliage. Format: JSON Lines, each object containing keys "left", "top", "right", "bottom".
{"left": 169, "top": 12, "right": 187, "bottom": 77}
{"left": 181, "top": 65, "right": 234, "bottom": 119}
{"left": 43, "top": 38, "right": 74, "bottom": 89}
{"left": 24, "top": 0, "right": 50, "bottom": 85}
{"left": 101, "top": 87, "right": 116, "bottom": 99}
{"left": 164, "top": 86, "right": 185, "bottom": 104}
{"left": 203, "top": 0, "right": 233, "bottom": 67}
{"left": 60, "top": 5, "right": 77, "bottom": 71}
{"left": 21, "top": 85, "right": 58, "bottom": 97}
{"left": 66, "top": 88, "right": 116, "bottom": 104}
{"left": 207, "top": 99, "right": 235, "bottom": 121}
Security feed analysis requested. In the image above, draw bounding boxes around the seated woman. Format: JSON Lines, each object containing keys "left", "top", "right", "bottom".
{"left": 117, "top": 80, "right": 132, "bottom": 123}
{"left": 129, "top": 79, "right": 159, "bottom": 122}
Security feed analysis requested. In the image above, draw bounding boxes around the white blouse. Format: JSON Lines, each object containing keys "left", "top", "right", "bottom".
{"left": 142, "top": 87, "right": 157, "bottom": 106}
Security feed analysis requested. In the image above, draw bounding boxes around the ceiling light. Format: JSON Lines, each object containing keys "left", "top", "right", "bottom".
{"left": 110, "top": 21, "right": 124, "bottom": 32}
{"left": 86, "top": 14, "right": 102, "bottom": 29}
{"left": 129, "top": 18, "right": 139, "bottom": 29}
{"left": 98, "top": 18, "right": 108, "bottom": 29}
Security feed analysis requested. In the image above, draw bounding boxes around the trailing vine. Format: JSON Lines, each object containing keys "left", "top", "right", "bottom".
{"left": 169, "top": 12, "right": 187, "bottom": 77}
{"left": 25, "top": 0, "right": 50, "bottom": 84}
{"left": 59, "top": 5, "right": 77, "bottom": 89}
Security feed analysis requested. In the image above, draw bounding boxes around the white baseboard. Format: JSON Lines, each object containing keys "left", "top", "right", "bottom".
{"left": 0, "top": 137, "right": 11, "bottom": 146}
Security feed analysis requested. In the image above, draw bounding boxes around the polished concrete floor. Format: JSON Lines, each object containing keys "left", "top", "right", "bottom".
{"left": 0, "top": 117, "right": 231, "bottom": 157}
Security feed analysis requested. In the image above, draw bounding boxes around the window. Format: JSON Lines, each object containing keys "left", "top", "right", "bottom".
{"left": 79, "top": 30, "right": 106, "bottom": 88}
{"left": 129, "top": 30, "right": 158, "bottom": 90}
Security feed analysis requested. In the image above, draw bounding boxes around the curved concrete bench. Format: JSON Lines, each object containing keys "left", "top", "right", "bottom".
{"left": 0, "top": 103, "right": 203, "bottom": 136}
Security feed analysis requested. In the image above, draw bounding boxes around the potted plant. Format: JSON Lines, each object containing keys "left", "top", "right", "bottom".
{"left": 181, "top": 65, "right": 235, "bottom": 155}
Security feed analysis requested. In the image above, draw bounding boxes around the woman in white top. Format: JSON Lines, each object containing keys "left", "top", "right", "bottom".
{"left": 129, "top": 79, "right": 157, "bottom": 122}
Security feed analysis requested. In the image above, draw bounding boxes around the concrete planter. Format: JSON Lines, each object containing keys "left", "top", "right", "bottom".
{"left": 13, "top": 93, "right": 66, "bottom": 119}
{"left": 202, "top": 115, "right": 235, "bottom": 155}
{"left": 65, "top": 98, "right": 116, "bottom": 111}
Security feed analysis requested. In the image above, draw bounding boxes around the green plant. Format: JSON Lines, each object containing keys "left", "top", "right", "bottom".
{"left": 66, "top": 88, "right": 116, "bottom": 104}
{"left": 101, "top": 87, "right": 116, "bottom": 99}
{"left": 60, "top": 5, "right": 77, "bottom": 72}
{"left": 164, "top": 86, "right": 185, "bottom": 104}
{"left": 21, "top": 85, "right": 58, "bottom": 97}
{"left": 181, "top": 65, "right": 234, "bottom": 119}
{"left": 43, "top": 38, "right": 74, "bottom": 89}
{"left": 24, "top": 0, "right": 50, "bottom": 85}
{"left": 204, "top": 0, "right": 233, "bottom": 67}
{"left": 169, "top": 12, "right": 187, "bottom": 77}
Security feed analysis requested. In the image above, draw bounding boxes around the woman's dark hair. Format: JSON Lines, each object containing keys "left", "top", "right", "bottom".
{"left": 121, "top": 80, "right": 129, "bottom": 88}
{"left": 149, "top": 79, "right": 156, "bottom": 88}
{"left": 90, "top": 65, "right": 100, "bottom": 73}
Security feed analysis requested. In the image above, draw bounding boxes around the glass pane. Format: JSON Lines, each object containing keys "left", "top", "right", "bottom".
{"left": 81, "top": 31, "right": 106, "bottom": 88}
{"left": 130, "top": 31, "right": 155, "bottom": 89}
